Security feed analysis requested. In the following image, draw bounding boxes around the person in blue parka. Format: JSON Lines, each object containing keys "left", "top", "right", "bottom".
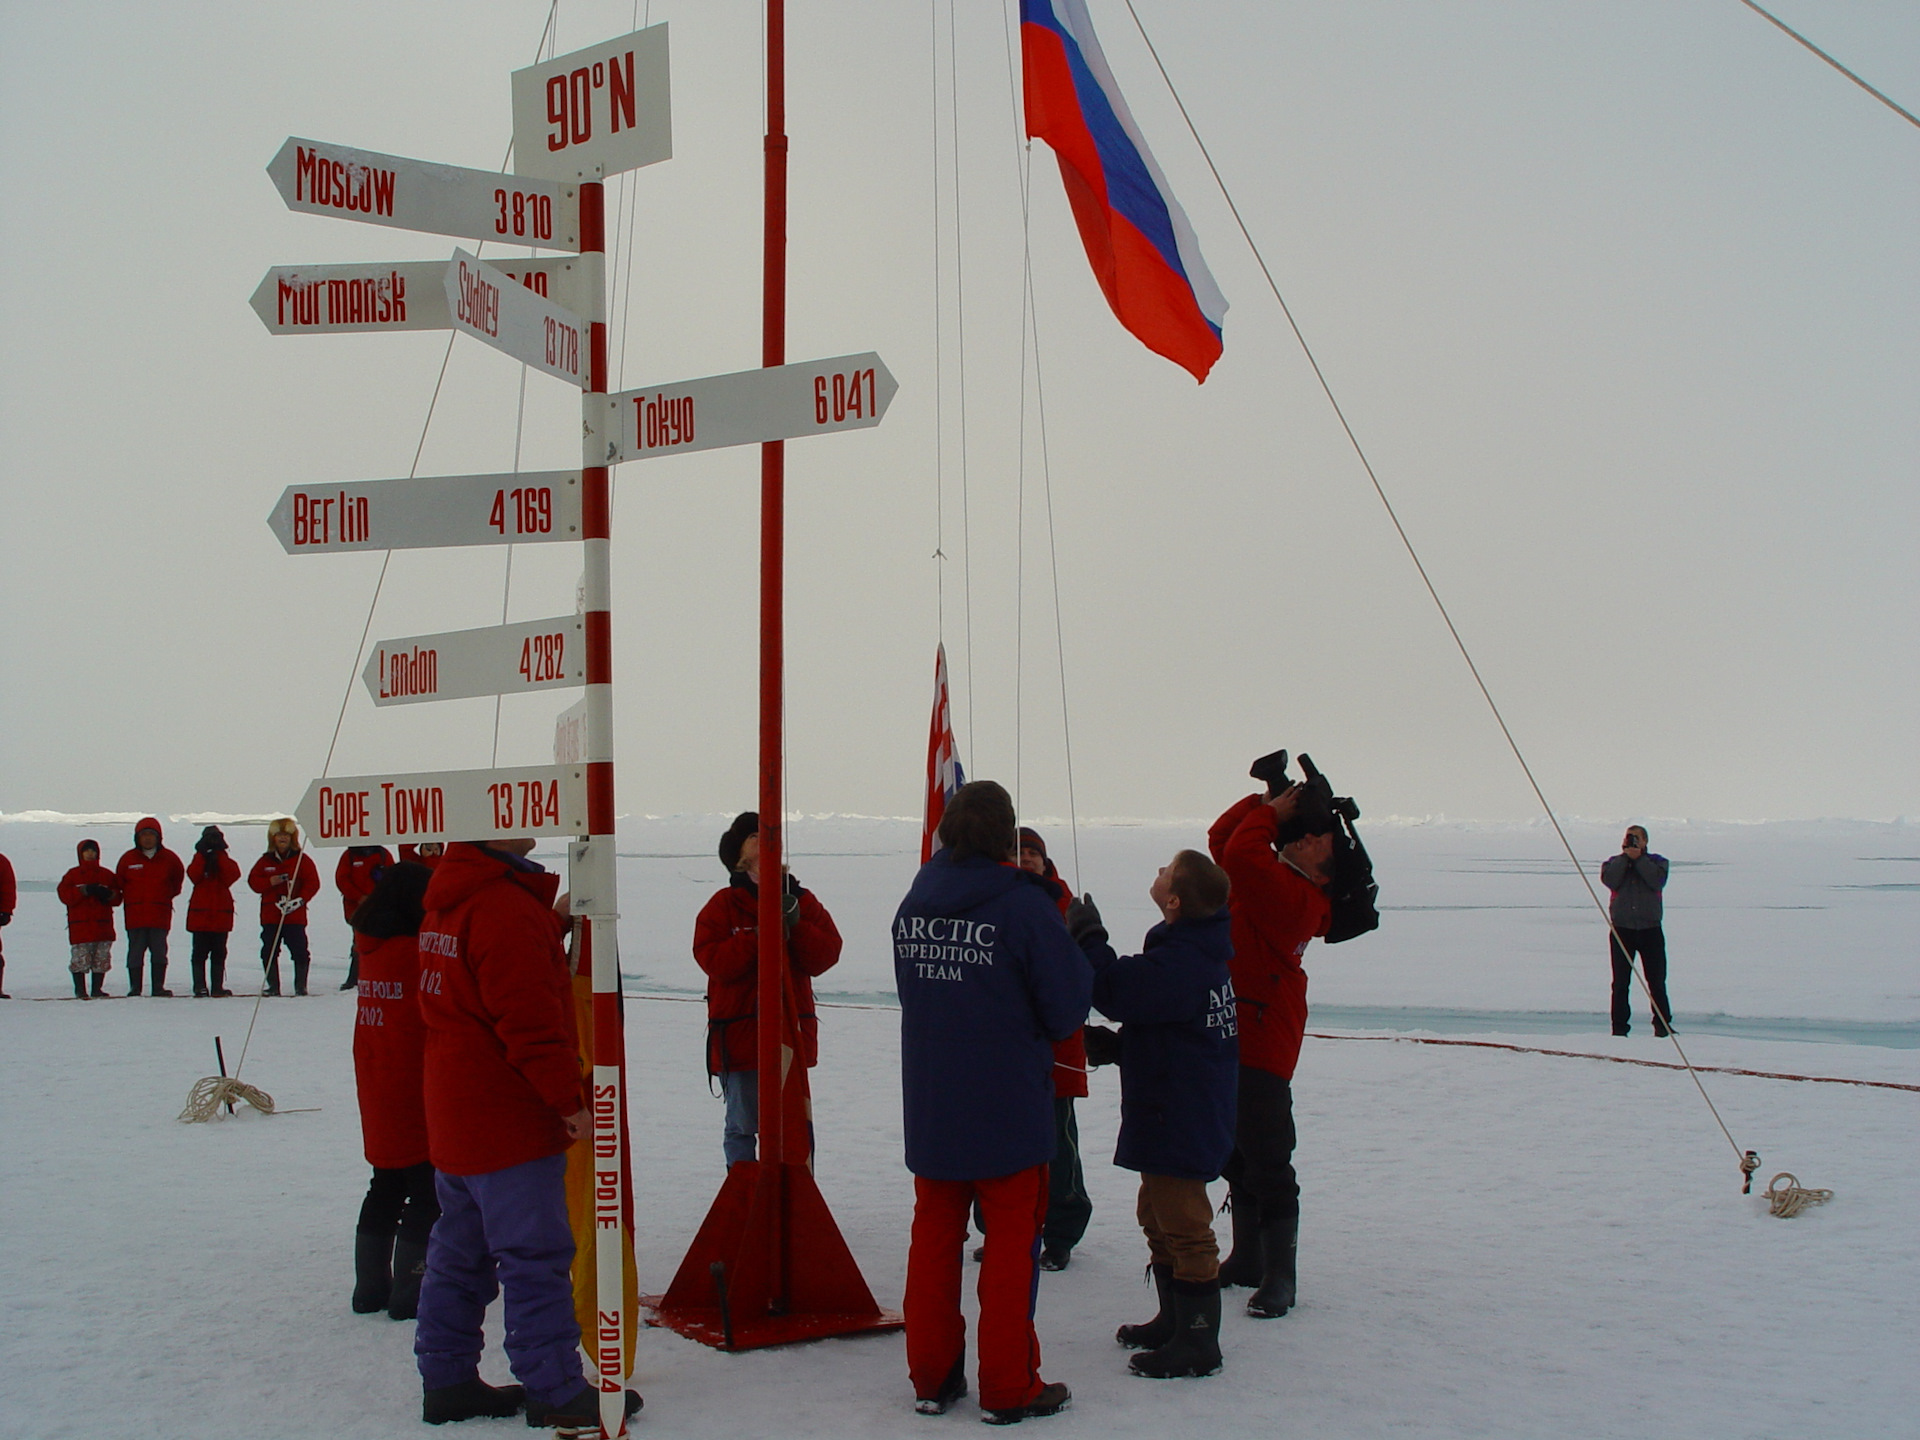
{"left": 1068, "top": 848, "right": 1238, "bottom": 1380}
{"left": 894, "top": 780, "right": 1092, "bottom": 1425}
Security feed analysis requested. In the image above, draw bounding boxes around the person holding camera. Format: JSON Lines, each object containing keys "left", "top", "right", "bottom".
{"left": 1601, "top": 825, "right": 1673, "bottom": 1037}
{"left": 1067, "top": 849, "right": 1238, "bottom": 1379}
{"left": 893, "top": 780, "right": 1090, "bottom": 1424}
{"left": 1206, "top": 758, "right": 1334, "bottom": 1320}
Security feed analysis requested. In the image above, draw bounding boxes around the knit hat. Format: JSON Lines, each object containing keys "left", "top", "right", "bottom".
{"left": 1017, "top": 827, "right": 1047, "bottom": 858}
{"left": 719, "top": 812, "right": 759, "bottom": 873}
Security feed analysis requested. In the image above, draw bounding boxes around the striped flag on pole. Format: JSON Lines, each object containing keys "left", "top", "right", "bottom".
{"left": 922, "top": 643, "right": 967, "bottom": 863}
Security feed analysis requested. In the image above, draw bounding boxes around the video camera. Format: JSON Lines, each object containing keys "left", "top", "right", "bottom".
{"left": 1247, "top": 749, "right": 1380, "bottom": 944}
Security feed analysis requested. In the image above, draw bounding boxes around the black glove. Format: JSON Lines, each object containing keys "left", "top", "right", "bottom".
{"left": 1083, "top": 1024, "right": 1122, "bottom": 1068}
{"left": 781, "top": 888, "right": 801, "bottom": 934}
{"left": 1065, "top": 893, "right": 1105, "bottom": 944}
{"left": 84, "top": 883, "right": 113, "bottom": 902}
{"left": 0, "top": 911, "right": 11, "bottom": 927}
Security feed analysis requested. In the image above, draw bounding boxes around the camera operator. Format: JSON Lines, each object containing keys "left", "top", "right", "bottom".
{"left": 1205, "top": 765, "right": 1335, "bottom": 1320}
{"left": 1600, "top": 825, "right": 1673, "bottom": 1037}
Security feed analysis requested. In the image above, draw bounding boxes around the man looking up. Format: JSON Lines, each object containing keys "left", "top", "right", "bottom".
{"left": 1208, "top": 765, "right": 1334, "bottom": 1320}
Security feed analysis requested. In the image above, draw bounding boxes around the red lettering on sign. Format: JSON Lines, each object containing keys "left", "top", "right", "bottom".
{"left": 609, "top": 51, "right": 636, "bottom": 134}
{"left": 378, "top": 646, "right": 438, "bottom": 699}
{"left": 381, "top": 783, "right": 446, "bottom": 837}
{"left": 492, "top": 189, "right": 554, "bottom": 241}
{"left": 294, "top": 147, "right": 395, "bottom": 218}
{"left": 455, "top": 261, "right": 500, "bottom": 336}
{"left": 632, "top": 392, "right": 695, "bottom": 451}
{"left": 315, "top": 786, "right": 371, "bottom": 840}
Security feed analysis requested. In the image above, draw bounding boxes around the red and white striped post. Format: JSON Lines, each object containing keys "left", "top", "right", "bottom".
{"left": 575, "top": 179, "right": 629, "bottom": 1440}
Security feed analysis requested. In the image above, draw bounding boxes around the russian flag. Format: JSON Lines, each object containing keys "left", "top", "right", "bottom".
{"left": 1022, "top": 0, "right": 1227, "bottom": 382}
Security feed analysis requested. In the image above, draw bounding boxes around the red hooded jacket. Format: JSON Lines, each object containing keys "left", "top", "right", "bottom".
{"left": 336, "top": 846, "right": 395, "bottom": 924}
{"left": 417, "top": 843, "right": 582, "bottom": 1177}
{"left": 1032, "top": 864, "right": 1090, "bottom": 1100}
{"left": 353, "top": 931, "right": 430, "bottom": 1169}
{"left": 185, "top": 852, "right": 242, "bottom": 933}
{"left": 1208, "top": 795, "right": 1331, "bottom": 1079}
{"left": 0, "top": 852, "right": 15, "bottom": 918}
{"left": 248, "top": 850, "right": 321, "bottom": 927}
{"left": 116, "top": 819, "right": 186, "bottom": 930}
{"left": 58, "top": 845, "right": 123, "bottom": 943}
{"left": 692, "top": 876, "right": 842, "bottom": 1074}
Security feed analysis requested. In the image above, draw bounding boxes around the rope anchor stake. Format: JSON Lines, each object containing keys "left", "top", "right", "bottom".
{"left": 1740, "top": 1151, "right": 1760, "bottom": 1195}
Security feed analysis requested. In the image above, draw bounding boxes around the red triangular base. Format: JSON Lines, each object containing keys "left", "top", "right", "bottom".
{"left": 646, "top": 1160, "right": 901, "bottom": 1350}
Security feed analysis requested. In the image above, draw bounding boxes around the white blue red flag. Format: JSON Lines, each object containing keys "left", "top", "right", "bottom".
{"left": 922, "top": 643, "right": 967, "bottom": 863}
{"left": 1021, "top": 0, "right": 1228, "bottom": 382}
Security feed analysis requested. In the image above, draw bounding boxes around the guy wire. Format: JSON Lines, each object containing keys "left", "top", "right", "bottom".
{"left": 1735, "top": 0, "right": 1920, "bottom": 130}
{"left": 1121, "top": 0, "right": 1748, "bottom": 1162}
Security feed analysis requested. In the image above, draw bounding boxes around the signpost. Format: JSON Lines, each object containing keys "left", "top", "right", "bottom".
{"left": 363, "top": 615, "right": 586, "bottom": 707}
{"left": 604, "top": 353, "right": 896, "bottom": 463}
{"left": 250, "top": 258, "right": 588, "bottom": 335}
{"left": 267, "top": 137, "right": 581, "bottom": 250}
{"left": 446, "top": 249, "right": 589, "bottom": 388}
{"left": 553, "top": 695, "right": 590, "bottom": 764}
{"left": 294, "top": 764, "right": 587, "bottom": 847}
{"left": 267, "top": 471, "right": 582, "bottom": 554}
{"left": 512, "top": 26, "right": 672, "bottom": 182}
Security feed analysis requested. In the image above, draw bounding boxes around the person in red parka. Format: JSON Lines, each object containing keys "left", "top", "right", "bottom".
{"left": 116, "top": 816, "right": 185, "bottom": 996}
{"left": 348, "top": 861, "right": 438, "bottom": 1321}
{"left": 0, "top": 849, "right": 16, "bottom": 999}
{"left": 57, "top": 840, "right": 122, "bottom": 999}
{"left": 1018, "top": 827, "right": 1093, "bottom": 1271}
{"left": 336, "top": 844, "right": 395, "bottom": 991}
{"left": 411, "top": 838, "right": 634, "bottom": 1429}
{"left": 185, "top": 825, "right": 241, "bottom": 997}
{"left": 0, "top": 848, "right": 15, "bottom": 998}
{"left": 1206, "top": 762, "right": 1334, "bottom": 1321}
{"left": 248, "top": 817, "right": 322, "bottom": 996}
{"left": 693, "top": 811, "right": 843, "bottom": 1167}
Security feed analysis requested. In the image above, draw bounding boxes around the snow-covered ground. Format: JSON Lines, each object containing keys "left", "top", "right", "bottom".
{"left": 2, "top": 815, "right": 1916, "bottom": 1438}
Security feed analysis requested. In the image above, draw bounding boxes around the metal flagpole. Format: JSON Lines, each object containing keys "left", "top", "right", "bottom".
{"left": 755, "top": 0, "right": 791, "bottom": 1298}
{"left": 575, "top": 179, "right": 629, "bottom": 1440}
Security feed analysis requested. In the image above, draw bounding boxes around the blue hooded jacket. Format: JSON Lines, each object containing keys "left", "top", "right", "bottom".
{"left": 1084, "top": 908, "right": 1238, "bottom": 1180}
{"left": 894, "top": 852, "right": 1093, "bottom": 1181}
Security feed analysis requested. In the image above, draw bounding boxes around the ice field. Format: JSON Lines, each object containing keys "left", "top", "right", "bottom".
{"left": 1, "top": 813, "right": 1916, "bottom": 1438}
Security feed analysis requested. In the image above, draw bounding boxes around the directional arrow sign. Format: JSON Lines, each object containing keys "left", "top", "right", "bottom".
{"left": 512, "top": 25, "right": 672, "bottom": 182}
{"left": 267, "top": 137, "right": 581, "bottom": 251}
{"left": 606, "top": 353, "right": 897, "bottom": 463}
{"left": 446, "top": 249, "right": 588, "bottom": 388}
{"left": 297, "top": 764, "right": 586, "bottom": 847}
{"left": 250, "top": 258, "right": 588, "bottom": 335}
{"left": 267, "top": 471, "right": 582, "bottom": 554}
{"left": 364, "top": 614, "right": 586, "bottom": 707}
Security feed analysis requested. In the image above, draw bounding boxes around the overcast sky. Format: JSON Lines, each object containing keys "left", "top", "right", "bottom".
{"left": 2, "top": 0, "right": 1914, "bottom": 826}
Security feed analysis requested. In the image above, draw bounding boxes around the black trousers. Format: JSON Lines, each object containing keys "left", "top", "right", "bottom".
{"left": 126, "top": 927, "right": 170, "bottom": 993}
{"left": 1220, "top": 1067, "right": 1299, "bottom": 1225}
{"left": 1610, "top": 925, "right": 1671, "bottom": 1034}
{"left": 1044, "top": 1096, "right": 1094, "bottom": 1251}
{"left": 357, "top": 1161, "right": 441, "bottom": 1245}
{"left": 189, "top": 933, "right": 229, "bottom": 994}
{"left": 261, "top": 924, "right": 311, "bottom": 994}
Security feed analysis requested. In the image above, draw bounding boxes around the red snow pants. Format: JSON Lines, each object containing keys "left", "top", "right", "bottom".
{"left": 905, "top": 1164, "right": 1048, "bottom": 1413}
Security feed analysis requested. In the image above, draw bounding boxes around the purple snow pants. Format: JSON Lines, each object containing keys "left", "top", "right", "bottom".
{"left": 413, "top": 1152, "right": 584, "bottom": 1404}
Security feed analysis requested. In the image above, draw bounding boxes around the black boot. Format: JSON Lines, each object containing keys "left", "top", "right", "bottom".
{"left": 351, "top": 1231, "right": 392, "bottom": 1314}
{"left": 524, "top": 1384, "right": 643, "bottom": 1429}
{"left": 90, "top": 972, "right": 111, "bottom": 998}
{"left": 1116, "top": 1263, "right": 1176, "bottom": 1350}
{"left": 1129, "top": 1278, "right": 1223, "bottom": 1379}
{"left": 913, "top": 1353, "right": 968, "bottom": 1415}
{"left": 1216, "top": 1189, "right": 1261, "bottom": 1288}
{"left": 387, "top": 1238, "right": 427, "bottom": 1320}
{"left": 73, "top": 972, "right": 89, "bottom": 1000}
{"left": 1246, "top": 1210, "right": 1298, "bottom": 1319}
{"left": 422, "top": 1377, "right": 525, "bottom": 1425}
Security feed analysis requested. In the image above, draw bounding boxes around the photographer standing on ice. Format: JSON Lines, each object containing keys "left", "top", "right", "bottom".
{"left": 1207, "top": 756, "right": 1336, "bottom": 1320}
{"left": 1601, "top": 825, "right": 1673, "bottom": 1037}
